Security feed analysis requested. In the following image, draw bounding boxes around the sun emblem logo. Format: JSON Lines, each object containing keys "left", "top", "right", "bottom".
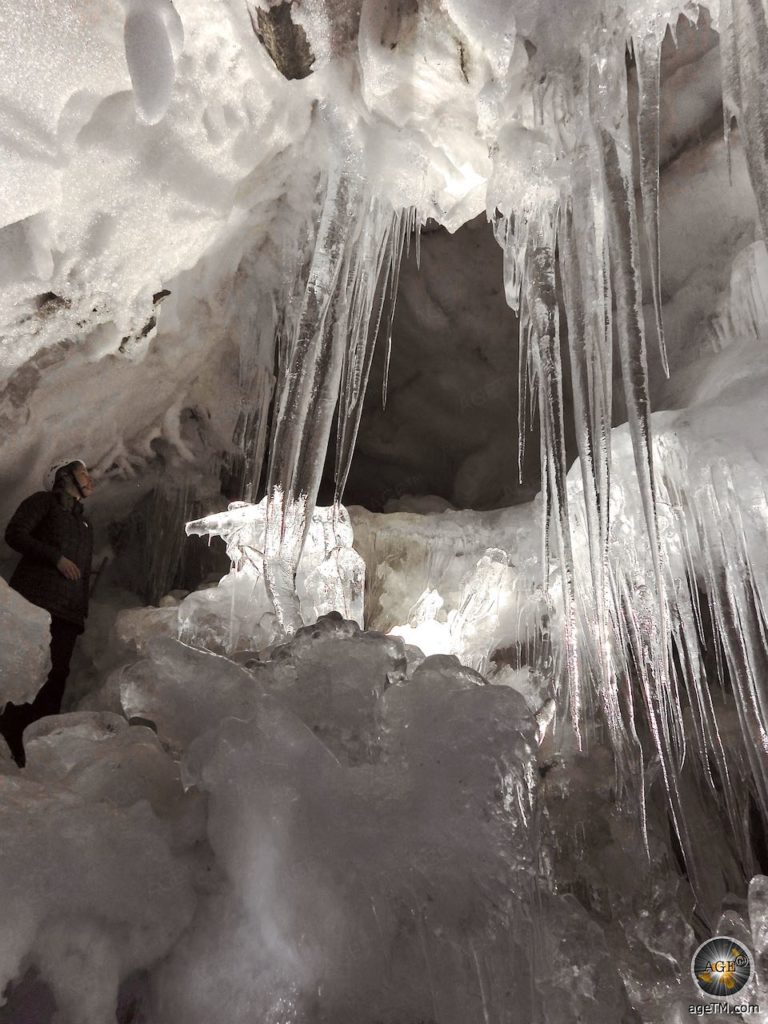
{"left": 691, "top": 937, "right": 752, "bottom": 998}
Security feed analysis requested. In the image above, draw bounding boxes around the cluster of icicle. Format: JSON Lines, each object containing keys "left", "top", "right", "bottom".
{"left": 241, "top": 0, "right": 768, "bottom": 900}
{"left": 491, "top": 0, "right": 768, "bottom": 906}
{"left": 256, "top": 130, "right": 422, "bottom": 633}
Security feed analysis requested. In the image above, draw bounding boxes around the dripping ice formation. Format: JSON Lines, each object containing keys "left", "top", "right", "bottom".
{"left": 121, "top": 0, "right": 185, "bottom": 125}
{"left": 182, "top": 496, "right": 365, "bottom": 652}
{"left": 3, "top": 0, "right": 768, "bottom": 1021}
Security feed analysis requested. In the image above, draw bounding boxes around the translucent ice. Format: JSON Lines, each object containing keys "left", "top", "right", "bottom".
{"left": 184, "top": 498, "right": 365, "bottom": 651}
{"left": 149, "top": 622, "right": 545, "bottom": 1024}
{"left": 113, "top": 604, "right": 179, "bottom": 659}
{"left": 120, "top": 636, "right": 260, "bottom": 752}
{"left": 0, "top": 764, "right": 195, "bottom": 1024}
{"left": 0, "top": 578, "right": 51, "bottom": 709}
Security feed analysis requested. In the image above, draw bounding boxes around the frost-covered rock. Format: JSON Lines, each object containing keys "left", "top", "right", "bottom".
{"left": 0, "top": 577, "right": 50, "bottom": 708}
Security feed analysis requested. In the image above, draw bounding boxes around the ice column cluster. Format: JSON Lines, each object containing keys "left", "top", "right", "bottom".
{"left": 183, "top": 497, "right": 365, "bottom": 653}
{"left": 481, "top": 0, "right": 768, "bottom": 897}
{"left": 246, "top": 0, "right": 768, "bottom": 906}
{"left": 261, "top": 153, "right": 421, "bottom": 633}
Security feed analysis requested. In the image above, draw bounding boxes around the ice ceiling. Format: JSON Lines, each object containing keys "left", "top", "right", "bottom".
{"left": 4, "top": 0, "right": 768, "bottom": 1021}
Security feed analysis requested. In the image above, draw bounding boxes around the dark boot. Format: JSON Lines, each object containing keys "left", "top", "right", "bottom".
{"left": 0, "top": 703, "right": 29, "bottom": 767}
{"left": 0, "top": 619, "right": 80, "bottom": 768}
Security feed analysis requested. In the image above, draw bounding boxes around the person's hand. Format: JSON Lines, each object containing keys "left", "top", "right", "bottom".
{"left": 56, "top": 557, "right": 81, "bottom": 581}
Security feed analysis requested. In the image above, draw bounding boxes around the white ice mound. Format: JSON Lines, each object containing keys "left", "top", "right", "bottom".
{"left": 0, "top": 577, "right": 51, "bottom": 709}
{"left": 122, "top": 0, "right": 184, "bottom": 125}
{"left": 0, "top": 767, "right": 195, "bottom": 1024}
{"left": 182, "top": 498, "right": 365, "bottom": 654}
{"left": 146, "top": 619, "right": 547, "bottom": 1024}
{"left": 0, "top": 615, "right": 656, "bottom": 1021}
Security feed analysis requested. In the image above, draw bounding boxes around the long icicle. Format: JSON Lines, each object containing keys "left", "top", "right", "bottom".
{"left": 560, "top": 193, "right": 618, "bottom": 748}
{"left": 264, "top": 162, "right": 360, "bottom": 632}
{"left": 722, "top": 0, "right": 768, "bottom": 239}
{"left": 334, "top": 205, "right": 415, "bottom": 501}
{"left": 635, "top": 31, "right": 669, "bottom": 376}
{"left": 525, "top": 209, "right": 582, "bottom": 741}
{"left": 381, "top": 212, "right": 411, "bottom": 409}
{"left": 597, "top": 121, "right": 670, "bottom": 699}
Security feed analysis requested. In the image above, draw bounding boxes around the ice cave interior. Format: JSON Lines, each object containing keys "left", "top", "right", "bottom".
{"left": 3, "top": 0, "right": 768, "bottom": 1021}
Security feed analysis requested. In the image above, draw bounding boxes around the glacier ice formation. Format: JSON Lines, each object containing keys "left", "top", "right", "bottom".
{"left": 3, "top": 0, "right": 768, "bottom": 1021}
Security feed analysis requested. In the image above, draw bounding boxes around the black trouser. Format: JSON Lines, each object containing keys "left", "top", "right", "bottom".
{"left": 31, "top": 617, "right": 81, "bottom": 718}
{"left": 0, "top": 617, "right": 81, "bottom": 762}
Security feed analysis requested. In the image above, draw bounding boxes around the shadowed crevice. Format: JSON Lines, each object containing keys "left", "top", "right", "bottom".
{"left": 247, "top": 1, "right": 315, "bottom": 80}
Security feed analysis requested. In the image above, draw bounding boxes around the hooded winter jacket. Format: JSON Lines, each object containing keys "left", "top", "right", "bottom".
{"left": 5, "top": 490, "right": 93, "bottom": 629}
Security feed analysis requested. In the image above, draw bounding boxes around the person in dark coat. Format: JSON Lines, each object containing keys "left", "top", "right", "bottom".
{"left": 0, "top": 458, "right": 94, "bottom": 765}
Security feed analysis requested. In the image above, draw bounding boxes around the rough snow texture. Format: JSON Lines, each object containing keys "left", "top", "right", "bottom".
{"left": 0, "top": 578, "right": 50, "bottom": 708}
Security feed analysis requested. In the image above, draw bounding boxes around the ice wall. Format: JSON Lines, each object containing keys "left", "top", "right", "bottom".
{"left": 352, "top": 319, "right": 768, "bottom": 917}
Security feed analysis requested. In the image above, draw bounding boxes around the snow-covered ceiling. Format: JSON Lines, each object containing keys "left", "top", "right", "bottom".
{"left": 0, "top": 0, "right": 763, "bottom": 526}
